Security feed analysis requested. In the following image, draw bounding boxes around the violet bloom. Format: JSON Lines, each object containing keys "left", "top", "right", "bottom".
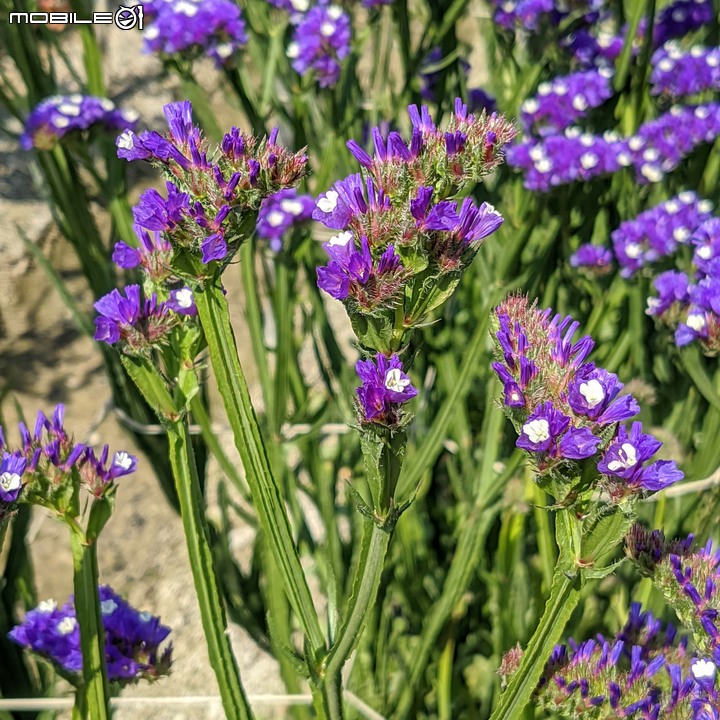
{"left": 651, "top": 44, "right": 720, "bottom": 99}
{"left": 287, "top": 3, "right": 351, "bottom": 88}
{"left": 9, "top": 587, "right": 172, "bottom": 684}
{"left": 598, "top": 422, "right": 683, "bottom": 493}
{"left": 143, "top": 0, "right": 247, "bottom": 66}
{"left": 569, "top": 243, "right": 613, "bottom": 271}
{"left": 80, "top": 446, "right": 138, "bottom": 497}
{"left": 20, "top": 95, "right": 139, "bottom": 151}
{"left": 256, "top": 189, "right": 315, "bottom": 251}
{"left": 167, "top": 287, "right": 198, "bottom": 316}
{"left": 0, "top": 452, "right": 27, "bottom": 503}
{"left": 132, "top": 182, "right": 190, "bottom": 233}
{"left": 653, "top": 0, "right": 714, "bottom": 47}
{"left": 647, "top": 270, "right": 690, "bottom": 316}
{"left": 112, "top": 227, "right": 174, "bottom": 282}
{"left": 516, "top": 401, "right": 600, "bottom": 460}
{"left": 355, "top": 353, "right": 417, "bottom": 424}
{"left": 567, "top": 364, "right": 640, "bottom": 425}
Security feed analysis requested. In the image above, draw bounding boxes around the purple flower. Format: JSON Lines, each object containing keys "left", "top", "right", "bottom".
{"left": 598, "top": 422, "right": 683, "bottom": 492}
{"left": 20, "top": 95, "right": 139, "bottom": 151}
{"left": 647, "top": 270, "right": 691, "bottom": 316}
{"left": 355, "top": 354, "right": 417, "bottom": 424}
{"left": 567, "top": 364, "right": 640, "bottom": 425}
{"left": 132, "top": 182, "right": 190, "bottom": 233}
{"left": 288, "top": 3, "right": 351, "bottom": 88}
{"left": 516, "top": 401, "right": 600, "bottom": 460}
{"left": 569, "top": 244, "right": 613, "bottom": 271}
{"left": 112, "top": 227, "right": 174, "bottom": 281}
{"left": 0, "top": 452, "right": 27, "bottom": 503}
{"left": 143, "top": 0, "right": 247, "bottom": 67}
{"left": 167, "top": 287, "right": 198, "bottom": 316}
{"left": 9, "top": 587, "right": 172, "bottom": 684}
{"left": 81, "top": 446, "right": 138, "bottom": 496}
{"left": 256, "top": 189, "right": 315, "bottom": 250}
{"left": 651, "top": 44, "right": 720, "bottom": 99}
{"left": 653, "top": 0, "right": 714, "bottom": 47}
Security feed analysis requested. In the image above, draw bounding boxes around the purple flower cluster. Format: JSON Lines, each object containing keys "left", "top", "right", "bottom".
{"left": 287, "top": 3, "right": 351, "bottom": 88}
{"left": 0, "top": 405, "right": 137, "bottom": 519}
{"left": 651, "top": 43, "right": 720, "bottom": 99}
{"left": 564, "top": 28, "right": 624, "bottom": 69}
{"left": 94, "top": 284, "right": 179, "bottom": 352}
{"left": 20, "top": 95, "right": 138, "bottom": 151}
{"left": 491, "top": 296, "right": 682, "bottom": 497}
{"left": 611, "top": 192, "right": 713, "bottom": 277}
{"left": 9, "top": 587, "right": 172, "bottom": 683}
{"left": 520, "top": 68, "right": 614, "bottom": 136}
{"left": 419, "top": 48, "right": 497, "bottom": 113}
{"left": 653, "top": 0, "right": 714, "bottom": 47}
{"left": 648, "top": 216, "right": 720, "bottom": 354}
{"left": 530, "top": 602, "right": 718, "bottom": 717}
{"left": 629, "top": 103, "right": 720, "bottom": 184}
{"left": 256, "top": 188, "right": 315, "bottom": 251}
{"left": 116, "top": 101, "right": 308, "bottom": 267}
{"left": 112, "top": 227, "right": 173, "bottom": 282}
{"left": 569, "top": 244, "right": 613, "bottom": 274}
{"left": 355, "top": 353, "right": 417, "bottom": 425}
{"left": 489, "top": 0, "right": 603, "bottom": 33}
{"left": 143, "top": 0, "right": 247, "bottom": 66}
{"left": 506, "top": 128, "right": 631, "bottom": 192}
{"left": 312, "top": 100, "right": 515, "bottom": 350}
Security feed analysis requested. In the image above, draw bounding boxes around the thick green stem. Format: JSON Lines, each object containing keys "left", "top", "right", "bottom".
{"left": 194, "top": 278, "right": 326, "bottom": 653}
{"left": 167, "top": 418, "right": 255, "bottom": 720}
{"left": 320, "top": 523, "right": 392, "bottom": 720}
{"left": 69, "top": 533, "right": 110, "bottom": 720}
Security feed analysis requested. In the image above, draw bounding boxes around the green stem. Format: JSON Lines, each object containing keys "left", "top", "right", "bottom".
{"left": 320, "top": 523, "right": 392, "bottom": 720}
{"left": 167, "top": 418, "right": 254, "bottom": 720}
{"left": 194, "top": 278, "right": 326, "bottom": 653}
{"left": 69, "top": 533, "right": 110, "bottom": 720}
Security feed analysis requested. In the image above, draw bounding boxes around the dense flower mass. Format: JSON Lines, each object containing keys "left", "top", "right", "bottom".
{"left": 653, "top": 0, "right": 714, "bottom": 47}
{"left": 647, "top": 216, "right": 720, "bottom": 354}
{"left": 569, "top": 243, "right": 613, "bottom": 273}
{"left": 9, "top": 587, "right": 172, "bottom": 683}
{"left": 116, "top": 101, "right": 308, "bottom": 267}
{"left": 20, "top": 95, "right": 138, "bottom": 151}
{"left": 651, "top": 43, "right": 720, "bottom": 99}
{"left": 491, "top": 296, "right": 681, "bottom": 497}
{"left": 611, "top": 193, "right": 713, "bottom": 277}
{"left": 256, "top": 188, "right": 315, "bottom": 250}
{"left": 519, "top": 602, "right": 719, "bottom": 717}
{"left": 0, "top": 404, "right": 137, "bottom": 519}
{"left": 287, "top": 3, "right": 351, "bottom": 88}
{"left": 143, "top": 0, "right": 247, "bottom": 66}
{"left": 488, "top": 0, "right": 603, "bottom": 33}
{"left": 313, "top": 99, "right": 515, "bottom": 351}
{"left": 355, "top": 353, "right": 417, "bottom": 425}
{"left": 520, "top": 68, "right": 614, "bottom": 136}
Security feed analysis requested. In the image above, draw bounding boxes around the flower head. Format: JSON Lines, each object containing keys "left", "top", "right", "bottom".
{"left": 355, "top": 354, "right": 417, "bottom": 425}
{"left": 256, "top": 188, "right": 315, "bottom": 251}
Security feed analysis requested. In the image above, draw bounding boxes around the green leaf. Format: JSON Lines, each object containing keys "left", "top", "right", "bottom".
{"left": 119, "top": 355, "right": 179, "bottom": 425}
{"left": 681, "top": 346, "right": 720, "bottom": 412}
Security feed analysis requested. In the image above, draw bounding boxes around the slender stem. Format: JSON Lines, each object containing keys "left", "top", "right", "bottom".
{"left": 167, "top": 418, "right": 255, "bottom": 720}
{"left": 194, "top": 278, "right": 326, "bottom": 653}
{"left": 69, "top": 532, "right": 110, "bottom": 720}
{"left": 320, "top": 523, "right": 392, "bottom": 720}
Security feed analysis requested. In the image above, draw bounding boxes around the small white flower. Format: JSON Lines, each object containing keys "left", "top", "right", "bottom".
{"left": 628, "top": 136, "right": 644, "bottom": 151}
{"left": 144, "top": 25, "right": 160, "bottom": 40}
{"left": 0, "top": 472, "right": 21, "bottom": 492}
{"left": 687, "top": 313, "right": 707, "bottom": 332}
{"left": 281, "top": 199, "right": 304, "bottom": 216}
{"left": 173, "top": 288, "right": 194, "bottom": 309}
{"left": 101, "top": 599, "right": 118, "bottom": 615}
{"left": 122, "top": 110, "right": 139, "bottom": 123}
{"left": 698, "top": 199, "right": 714, "bottom": 213}
{"left": 266, "top": 210, "right": 286, "bottom": 227}
{"left": 553, "top": 81, "right": 568, "bottom": 96}
{"left": 57, "top": 617, "right": 78, "bottom": 635}
{"left": 598, "top": 66, "right": 614, "bottom": 79}
{"left": 679, "top": 190, "right": 696, "bottom": 204}
{"left": 100, "top": 98, "right": 115, "bottom": 112}
{"left": 565, "top": 126, "right": 581, "bottom": 139}
{"left": 580, "top": 152, "right": 598, "bottom": 170}
{"left": 521, "top": 98, "right": 539, "bottom": 114}
{"left": 384, "top": 368, "right": 410, "bottom": 393}
{"left": 624, "top": 242, "right": 643, "bottom": 259}
{"left": 664, "top": 198, "right": 680, "bottom": 213}
{"left": 215, "top": 43, "right": 234, "bottom": 60}
{"left": 535, "top": 158, "right": 553, "bottom": 173}
{"left": 697, "top": 245, "right": 713, "bottom": 260}
{"left": 597, "top": 31, "right": 613, "bottom": 49}
{"left": 580, "top": 133, "right": 594, "bottom": 147}
{"left": 647, "top": 297, "right": 661, "bottom": 312}
{"left": 537, "top": 82, "right": 552, "bottom": 96}
{"left": 69, "top": 93, "right": 83, "bottom": 103}
{"left": 579, "top": 379, "right": 605, "bottom": 408}
{"left": 607, "top": 442, "right": 638, "bottom": 471}
{"left": 673, "top": 226, "right": 690, "bottom": 243}
{"left": 286, "top": 41, "right": 300, "bottom": 59}
{"left": 317, "top": 190, "right": 339, "bottom": 213}
{"left": 670, "top": 105, "right": 683, "bottom": 117}
{"left": 707, "top": 52, "right": 720, "bottom": 68}
{"left": 326, "top": 4, "right": 343, "bottom": 19}
{"left": 529, "top": 145, "right": 546, "bottom": 161}
{"left": 616, "top": 152, "right": 632, "bottom": 167}
{"left": 176, "top": 1, "right": 198, "bottom": 16}
{"left": 291, "top": 0, "right": 309, "bottom": 10}
{"left": 53, "top": 116, "right": 70, "bottom": 129}
{"left": 320, "top": 21, "right": 335, "bottom": 37}
{"left": 112, "top": 451, "right": 134, "bottom": 470}
{"left": 603, "top": 130, "right": 619, "bottom": 142}
{"left": 692, "top": 659, "right": 717, "bottom": 681}
{"left": 58, "top": 103, "right": 81, "bottom": 116}
{"left": 139, "top": 611, "right": 152, "bottom": 623}
{"left": 640, "top": 164, "right": 663, "bottom": 183}
{"left": 643, "top": 148, "right": 660, "bottom": 162}
{"left": 117, "top": 130, "right": 135, "bottom": 150}
{"left": 690, "top": 45, "right": 705, "bottom": 58}
{"left": 695, "top": 106, "right": 710, "bottom": 120}
{"left": 572, "top": 95, "right": 588, "bottom": 112}
{"left": 657, "top": 57, "right": 675, "bottom": 72}
{"left": 37, "top": 600, "right": 57, "bottom": 613}
{"left": 523, "top": 419, "right": 550, "bottom": 444}
{"left": 328, "top": 231, "right": 353, "bottom": 246}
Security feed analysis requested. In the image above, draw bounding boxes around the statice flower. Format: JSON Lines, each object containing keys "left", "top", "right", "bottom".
{"left": 612, "top": 193, "right": 713, "bottom": 277}
{"left": 630, "top": 103, "right": 720, "bottom": 183}
{"left": 653, "top": 0, "right": 714, "bottom": 47}
{"left": 256, "top": 188, "right": 315, "bottom": 251}
{"left": 489, "top": 0, "right": 603, "bottom": 33}
{"left": 506, "top": 128, "right": 631, "bottom": 191}
{"left": 647, "top": 270, "right": 691, "bottom": 318}
{"left": 651, "top": 43, "right": 720, "bottom": 99}
{"left": 20, "top": 95, "right": 138, "bottom": 151}
{"left": 9, "top": 587, "right": 172, "bottom": 684}
{"left": 520, "top": 68, "right": 614, "bottom": 136}
{"left": 117, "top": 101, "right": 308, "bottom": 270}
{"left": 143, "top": 0, "right": 247, "bottom": 66}
{"left": 112, "top": 226, "right": 174, "bottom": 283}
{"left": 569, "top": 243, "right": 614, "bottom": 274}
{"left": 525, "top": 602, "right": 718, "bottom": 717}
{"left": 0, "top": 405, "right": 137, "bottom": 521}
{"left": 491, "top": 296, "right": 680, "bottom": 497}
{"left": 564, "top": 28, "right": 625, "bottom": 69}
{"left": 355, "top": 353, "right": 417, "bottom": 426}
{"left": 287, "top": 3, "right": 351, "bottom": 88}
